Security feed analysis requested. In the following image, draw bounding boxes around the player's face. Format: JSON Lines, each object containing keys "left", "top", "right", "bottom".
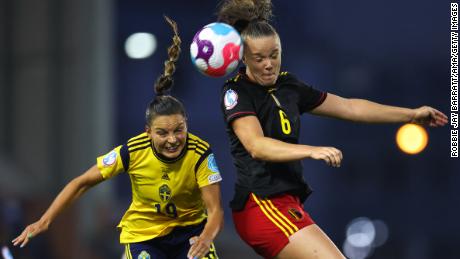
{"left": 243, "top": 35, "right": 282, "bottom": 86}
{"left": 146, "top": 114, "right": 187, "bottom": 159}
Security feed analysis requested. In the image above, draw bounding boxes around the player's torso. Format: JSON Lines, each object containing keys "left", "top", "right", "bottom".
{"left": 242, "top": 78, "right": 301, "bottom": 144}
{"left": 127, "top": 140, "right": 203, "bottom": 219}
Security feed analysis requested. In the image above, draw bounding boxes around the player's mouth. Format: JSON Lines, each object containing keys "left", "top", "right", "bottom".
{"left": 262, "top": 73, "right": 276, "bottom": 80}
{"left": 164, "top": 144, "right": 180, "bottom": 153}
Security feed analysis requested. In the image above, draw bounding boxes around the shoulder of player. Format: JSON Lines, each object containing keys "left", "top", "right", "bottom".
{"left": 224, "top": 73, "right": 243, "bottom": 85}
{"left": 126, "top": 132, "right": 151, "bottom": 153}
{"left": 277, "top": 71, "right": 297, "bottom": 83}
{"left": 187, "top": 132, "right": 211, "bottom": 156}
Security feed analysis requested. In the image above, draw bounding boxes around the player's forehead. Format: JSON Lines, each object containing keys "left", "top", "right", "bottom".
{"left": 245, "top": 35, "right": 281, "bottom": 55}
{"left": 151, "top": 114, "right": 186, "bottom": 130}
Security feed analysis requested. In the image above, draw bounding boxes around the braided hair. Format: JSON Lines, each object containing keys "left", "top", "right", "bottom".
{"left": 146, "top": 16, "right": 186, "bottom": 126}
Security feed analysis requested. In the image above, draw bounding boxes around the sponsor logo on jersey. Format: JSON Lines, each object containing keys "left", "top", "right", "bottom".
{"left": 159, "top": 184, "right": 172, "bottom": 202}
{"left": 138, "top": 251, "right": 150, "bottom": 259}
{"left": 161, "top": 167, "right": 170, "bottom": 181}
{"left": 224, "top": 89, "right": 238, "bottom": 110}
{"left": 102, "top": 150, "right": 117, "bottom": 166}
{"left": 208, "top": 173, "right": 222, "bottom": 184}
{"left": 207, "top": 153, "right": 220, "bottom": 173}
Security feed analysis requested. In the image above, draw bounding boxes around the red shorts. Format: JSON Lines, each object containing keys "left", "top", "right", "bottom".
{"left": 232, "top": 193, "right": 315, "bottom": 259}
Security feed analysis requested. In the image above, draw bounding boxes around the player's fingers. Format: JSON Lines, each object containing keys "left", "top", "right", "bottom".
{"left": 20, "top": 236, "right": 30, "bottom": 248}
{"left": 188, "top": 244, "right": 206, "bottom": 259}
{"left": 434, "top": 110, "right": 448, "bottom": 126}
{"left": 331, "top": 148, "right": 342, "bottom": 167}
{"left": 320, "top": 152, "right": 332, "bottom": 166}
{"left": 21, "top": 231, "right": 35, "bottom": 247}
{"left": 325, "top": 149, "right": 338, "bottom": 167}
{"left": 12, "top": 229, "right": 28, "bottom": 246}
{"left": 187, "top": 237, "right": 201, "bottom": 259}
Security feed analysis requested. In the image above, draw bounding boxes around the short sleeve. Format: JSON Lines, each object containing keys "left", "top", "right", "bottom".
{"left": 221, "top": 85, "right": 256, "bottom": 124}
{"left": 96, "top": 144, "right": 129, "bottom": 179}
{"left": 195, "top": 152, "right": 222, "bottom": 188}
{"left": 285, "top": 73, "right": 327, "bottom": 113}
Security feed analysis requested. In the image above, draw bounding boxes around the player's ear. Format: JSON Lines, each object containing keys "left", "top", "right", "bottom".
{"left": 145, "top": 125, "right": 152, "bottom": 137}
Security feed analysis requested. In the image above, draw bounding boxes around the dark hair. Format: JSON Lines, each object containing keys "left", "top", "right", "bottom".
{"left": 217, "top": 0, "right": 277, "bottom": 40}
{"left": 146, "top": 16, "right": 186, "bottom": 125}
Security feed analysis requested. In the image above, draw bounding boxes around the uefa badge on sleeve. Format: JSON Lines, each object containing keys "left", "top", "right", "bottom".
{"left": 207, "top": 154, "right": 222, "bottom": 184}
{"left": 102, "top": 150, "right": 117, "bottom": 167}
{"left": 224, "top": 89, "right": 238, "bottom": 110}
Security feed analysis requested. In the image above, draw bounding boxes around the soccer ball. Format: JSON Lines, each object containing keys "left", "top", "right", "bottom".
{"left": 190, "top": 22, "right": 243, "bottom": 78}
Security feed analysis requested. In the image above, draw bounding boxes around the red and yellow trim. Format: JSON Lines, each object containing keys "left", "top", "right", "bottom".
{"left": 251, "top": 193, "right": 299, "bottom": 238}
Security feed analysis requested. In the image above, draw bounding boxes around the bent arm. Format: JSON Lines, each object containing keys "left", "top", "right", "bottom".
{"left": 311, "top": 94, "right": 447, "bottom": 126}
{"left": 199, "top": 183, "right": 224, "bottom": 242}
{"left": 232, "top": 116, "right": 342, "bottom": 166}
{"left": 38, "top": 164, "right": 103, "bottom": 226}
{"left": 187, "top": 183, "right": 224, "bottom": 258}
{"left": 12, "top": 165, "right": 104, "bottom": 247}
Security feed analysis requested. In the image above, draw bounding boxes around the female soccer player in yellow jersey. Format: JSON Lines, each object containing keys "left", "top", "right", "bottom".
{"left": 12, "top": 16, "right": 223, "bottom": 259}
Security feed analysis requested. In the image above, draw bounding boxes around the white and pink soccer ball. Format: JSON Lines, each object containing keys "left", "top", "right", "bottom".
{"left": 190, "top": 22, "right": 243, "bottom": 77}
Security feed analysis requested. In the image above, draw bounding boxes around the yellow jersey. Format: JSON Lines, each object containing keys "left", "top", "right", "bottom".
{"left": 96, "top": 132, "right": 222, "bottom": 244}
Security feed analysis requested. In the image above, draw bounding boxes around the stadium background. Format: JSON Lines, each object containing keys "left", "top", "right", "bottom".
{"left": 0, "top": 0, "right": 459, "bottom": 258}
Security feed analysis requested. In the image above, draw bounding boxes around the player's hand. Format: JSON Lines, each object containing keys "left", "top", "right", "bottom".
{"left": 308, "top": 146, "right": 343, "bottom": 167}
{"left": 187, "top": 236, "right": 211, "bottom": 259}
{"left": 411, "top": 106, "right": 448, "bottom": 127}
{"left": 12, "top": 220, "right": 49, "bottom": 248}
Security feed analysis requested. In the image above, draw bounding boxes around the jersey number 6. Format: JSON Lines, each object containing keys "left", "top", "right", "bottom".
{"left": 278, "top": 110, "right": 291, "bottom": 135}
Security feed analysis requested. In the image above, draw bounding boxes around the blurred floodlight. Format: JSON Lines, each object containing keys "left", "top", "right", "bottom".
{"left": 1, "top": 246, "right": 13, "bottom": 259}
{"left": 343, "top": 239, "right": 373, "bottom": 259}
{"left": 396, "top": 123, "right": 428, "bottom": 154}
{"left": 346, "top": 217, "right": 375, "bottom": 247}
{"left": 343, "top": 217, "right": 390, "bottom": 259}
{"left": 125, "top": 33, "right": 157, "bottom": 59}
{"left": 372, "top": 219, "right": 389, "bottom": 247}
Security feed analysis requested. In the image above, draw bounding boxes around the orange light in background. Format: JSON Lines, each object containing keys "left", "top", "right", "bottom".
{"left": 396, "top": 124, "right": 428, "bottom": 155}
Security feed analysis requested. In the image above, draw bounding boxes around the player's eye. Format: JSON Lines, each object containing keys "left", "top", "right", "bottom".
{"left": 156, "top": 131, "right": 167, "bottom": 137}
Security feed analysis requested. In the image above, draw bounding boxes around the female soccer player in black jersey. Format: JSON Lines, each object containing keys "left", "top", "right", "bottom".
{"left": 13, "top": 17, "right": 223, "bottom": 259}
{"left": 217, "top": 1, "right": 448, "bottom": 258}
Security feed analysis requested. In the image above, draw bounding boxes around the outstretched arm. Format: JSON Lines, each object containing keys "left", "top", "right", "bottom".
{"left": 187, "top": 183, "right": 224, "bottom": 259}
{"left": 232, "top": 116, "right": 343, "bottom": 167}
{"left": 311, "top": 93, "right": 448, "bottom": 126}
{"left": 12, "top": 165, "right": 104, "bottom": 247}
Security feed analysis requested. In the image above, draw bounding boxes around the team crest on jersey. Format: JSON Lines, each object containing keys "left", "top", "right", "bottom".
{"left": 159, "top": 184, "right": 172, "bottom": 202}
{"left": 224, "top": 89, "right": 238, "bottom": 110}
{"left": 102, "top": 150, "right": 117, "bottom": 166}
{"left": 288, "top": 208, "right": 303, "bottom": 221}
{"left": 138, "top": 251, "right": 150, "bottom": 259}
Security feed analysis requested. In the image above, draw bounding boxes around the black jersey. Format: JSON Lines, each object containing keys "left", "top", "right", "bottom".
{"left": 220, "top": 68, "right": 327, "bottom": 210}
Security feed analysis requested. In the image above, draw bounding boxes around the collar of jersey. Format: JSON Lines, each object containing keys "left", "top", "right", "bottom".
{"left": 238, "top": 67, "right": 280, "bottom": 91}
{"left": 150, "top": 136, "right": 188, "bottom": 163}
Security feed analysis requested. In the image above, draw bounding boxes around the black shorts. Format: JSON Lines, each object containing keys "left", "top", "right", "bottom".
{"left": 124, "top": 221, "right": 218, "bottom": 259}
